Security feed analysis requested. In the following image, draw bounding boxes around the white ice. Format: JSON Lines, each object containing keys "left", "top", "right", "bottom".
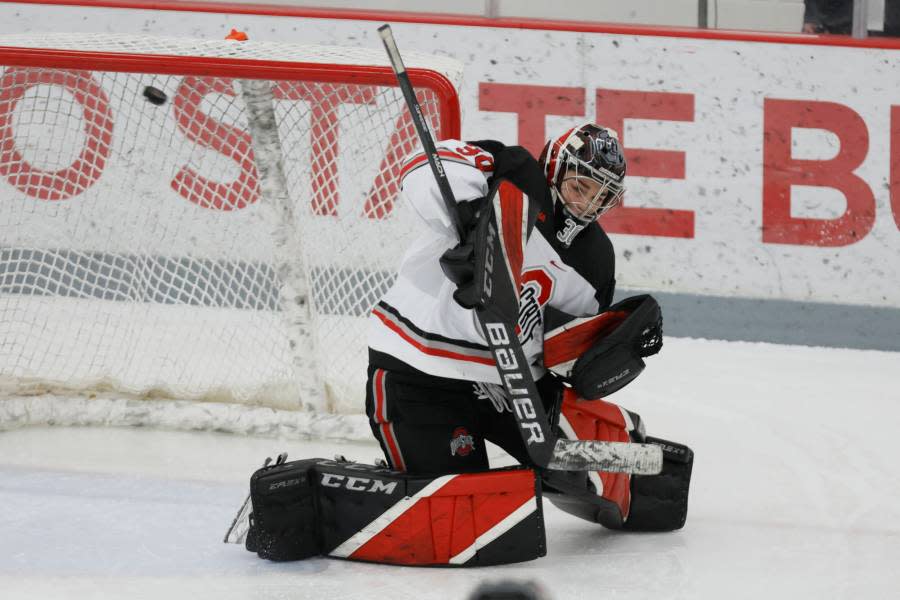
{"left": 2, "top": 337, "right": 899, "bottom": 600}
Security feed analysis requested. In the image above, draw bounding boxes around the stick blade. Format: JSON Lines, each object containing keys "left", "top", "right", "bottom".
{"left": 223, "top": 455, "right": 274, "bottom": 544}
{"left": 547, "top": 439, "right": 663, "bottom": 475}
{"left": 223, "top": 494, "right": 253, "bottom": 544}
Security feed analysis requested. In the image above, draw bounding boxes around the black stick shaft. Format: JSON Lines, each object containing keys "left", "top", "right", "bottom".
{"left": 378, "top": 24, "right": 464, "bottom": 240}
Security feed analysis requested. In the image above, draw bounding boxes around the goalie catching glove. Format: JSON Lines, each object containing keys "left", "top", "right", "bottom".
{"left": 543, "top": 294, "right": 663, "bottom": 398}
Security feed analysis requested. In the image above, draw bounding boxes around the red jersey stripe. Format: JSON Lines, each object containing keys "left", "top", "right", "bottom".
{"left": 371, "top": 307, "right": 496, "bottom": 366}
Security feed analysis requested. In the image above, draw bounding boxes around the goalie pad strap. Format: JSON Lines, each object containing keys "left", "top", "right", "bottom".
{"left": 248, "top": 459, "right": 545, "bottom": 566}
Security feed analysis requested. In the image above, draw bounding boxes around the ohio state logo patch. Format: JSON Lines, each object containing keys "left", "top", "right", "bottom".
{"left": 517, "top": 268, "right": 556, "bottom": 344}
{"left": 450, "top": 427, "right": 475, "bottom": 457}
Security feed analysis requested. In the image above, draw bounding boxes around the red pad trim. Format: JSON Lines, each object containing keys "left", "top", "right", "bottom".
{"left": 495, "top": 180, "right": 527, "bottom": 295}
{"left": 560, "top": 390, "right": 631, "bottom": 519}
{"left": 543, "top": 310, "right": 629, "bottom": 369}
{"left": 349, "top": 469, "right": 536, "bottom": 565}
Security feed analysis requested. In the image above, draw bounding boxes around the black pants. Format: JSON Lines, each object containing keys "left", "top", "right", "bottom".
{"left": 365, "top": 353, "right": 560, "bottom": 475}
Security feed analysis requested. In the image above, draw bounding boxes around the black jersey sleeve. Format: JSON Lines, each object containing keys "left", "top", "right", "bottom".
{"left": 546, "top": 220, "right": 616, "bottom": 312}
{"left": 586, "top": 224, "right": 616, "bottom": 310}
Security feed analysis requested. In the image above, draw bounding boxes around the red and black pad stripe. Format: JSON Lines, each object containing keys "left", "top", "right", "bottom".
{"left": 556, "top": 389, "right": 633, "bottom": 519}
{"left": 319, "top": 463, "right": 545, "bottom": 566}
{"left": 543, "top": 310, "right": 630, "bottom": 373}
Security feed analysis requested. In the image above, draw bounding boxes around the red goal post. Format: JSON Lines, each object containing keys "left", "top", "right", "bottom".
{"left": 0, "top": 33, "right": 462, "bottom": 437}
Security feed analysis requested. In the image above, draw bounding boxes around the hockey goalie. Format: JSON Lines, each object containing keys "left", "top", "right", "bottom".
{"left": 240, "top": 123, "right": 694, "bottom": 566}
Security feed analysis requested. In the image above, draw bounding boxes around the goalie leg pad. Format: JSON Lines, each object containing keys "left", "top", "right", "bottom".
{"left": 542, "top": 390, "right": 693, "bottom": 531}
{"left": 543, "top": 390, "right": 635, "bottom": 528}
{"left": 248, "top": 458, "right": 546, "bottom": 566}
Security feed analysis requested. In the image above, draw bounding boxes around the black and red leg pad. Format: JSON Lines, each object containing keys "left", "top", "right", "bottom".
{"left": 543, "top": 391, "right": 693, "bottom": 531}
{"left": 247, "top": 458, "right": 546, "bottom": 566}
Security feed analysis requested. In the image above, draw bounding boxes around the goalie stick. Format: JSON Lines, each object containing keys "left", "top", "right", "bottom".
{"left": 378, "top": 25, "right": 662, "bottom": 475}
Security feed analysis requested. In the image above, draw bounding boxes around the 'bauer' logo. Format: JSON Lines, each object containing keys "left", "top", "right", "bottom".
{"left": 484, "top": 321, "right": 545, "bottom": 445}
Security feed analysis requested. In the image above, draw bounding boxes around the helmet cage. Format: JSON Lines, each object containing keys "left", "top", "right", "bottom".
{"left": 541, "top": 123, "right": 625, "bottom": 223}
{"left": 557, "top": 153, "right": 625, "bottom": 222}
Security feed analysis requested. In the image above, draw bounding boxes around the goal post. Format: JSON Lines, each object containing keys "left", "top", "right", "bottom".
{"left": 0, "top": 33, "right": 462, "bottom": 435}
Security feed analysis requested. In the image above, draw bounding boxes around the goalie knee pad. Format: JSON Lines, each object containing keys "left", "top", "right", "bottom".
{"left": 543, "top": 390, "right": 693, "bottom": 532}
{"left": 246, "top": 458, "right": 546, "bottom": 566}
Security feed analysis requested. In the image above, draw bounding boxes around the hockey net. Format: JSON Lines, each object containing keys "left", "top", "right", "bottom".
{"left": 0, "top": 33, "right": 462, "bottom": 439}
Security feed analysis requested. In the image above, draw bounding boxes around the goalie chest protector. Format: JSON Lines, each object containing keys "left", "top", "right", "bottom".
{"left": 247, "top": 458, "right": 546, "bottom": 566}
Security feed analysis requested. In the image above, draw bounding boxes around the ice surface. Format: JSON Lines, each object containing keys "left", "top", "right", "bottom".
{"left": 2, "top": 337, "right": 899, "bottom": 599}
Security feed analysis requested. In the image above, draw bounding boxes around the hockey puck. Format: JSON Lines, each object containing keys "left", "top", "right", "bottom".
{"left": 468, "top": 580, "right": 548, "bottom": 600}
{"left": 143, "top": 86, "right": 168, "bottom": 106}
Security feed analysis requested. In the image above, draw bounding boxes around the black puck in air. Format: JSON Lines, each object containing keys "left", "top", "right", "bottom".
{"left": 143, "top": 86, "right": 168, "bottom": 106}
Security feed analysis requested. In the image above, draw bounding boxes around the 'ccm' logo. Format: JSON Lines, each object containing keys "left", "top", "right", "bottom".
{"left": 481, "top": 221, "right": 497, "bottom": 301}
{"left": 485, "top": 321, "right": 545, "bottom": 445}
{"left": 320, "top": 473, "right": 398, "bottom": 494}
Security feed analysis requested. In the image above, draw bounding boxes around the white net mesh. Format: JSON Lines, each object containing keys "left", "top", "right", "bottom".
{"left": 0, "top": 34, "right": 462, "bottom": 430}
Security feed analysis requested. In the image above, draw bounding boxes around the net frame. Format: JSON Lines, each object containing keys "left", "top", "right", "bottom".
{"left": 0, "top": 34, "right": 462, "bottom": 438}
{"left": 0, "top": 40, "right": 459, "bottom": 135}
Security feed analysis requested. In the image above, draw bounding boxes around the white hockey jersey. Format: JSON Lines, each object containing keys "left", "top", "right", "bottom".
{"left": 367, "top": 139, "right": 616, "bottom": 384}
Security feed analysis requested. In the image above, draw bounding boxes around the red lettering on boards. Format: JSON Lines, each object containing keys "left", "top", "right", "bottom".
{"left": 0, "top": 68, "right": 113, "bottom": 201}
{"left": 762, "top": 98, "right": 875, "bottom": 246}
{"left": 596, "top": 88, "right": 696, "bottom": 239}
{"left": 478, "top": 82, "right": 585, "bottom": 157}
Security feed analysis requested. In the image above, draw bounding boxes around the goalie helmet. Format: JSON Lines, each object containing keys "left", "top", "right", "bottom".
{"left": 539, "top": 123, "right": 626, "bottom": 246}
